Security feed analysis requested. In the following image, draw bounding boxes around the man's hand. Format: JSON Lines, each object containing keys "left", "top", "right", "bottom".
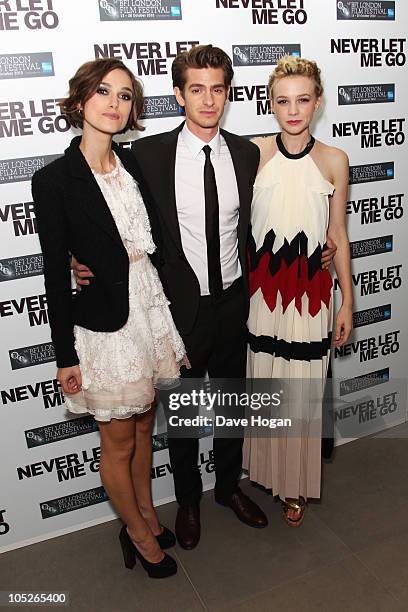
{"left": 58, "top": 365, "right": 82, "bottom": 395}
{"left": 72, "top": 255, "right": 94, "bottom": 288}
{"left": 321, "top": 236, "right": 337, "bottom": 270}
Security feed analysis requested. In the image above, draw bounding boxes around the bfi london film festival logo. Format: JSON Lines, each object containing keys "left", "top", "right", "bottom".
{"left": 141, "top": 95, "right": 184, "bottom": 120}
{"left": 17, "top": 447, "right": 101, "bottom": 483}
{"left": 335, "top": 329, "right": 400, "bottom": 363}
{"left": 0, "top": 98, "right": 70, "bottom": 139}
{"left": 336, "top": 0, "right": 395, "bottom": 20}
{"left": 333, "top": 118, "right": 405, "bottom": 149}
{"left": 349, "top": 162, "right": 394, "bottom": 185}
{"left": 0, "top": 52, "right": 54, "bottom": 80}
{"left": 334, "top": 265, "right": 402, "bottom": 297}
{"left": 346, "top": 193, "right": 404, "bottom": 225}
{"left": 339, "top": 367, "right": 389, "bottom": 397}
{"left": 9, "top": 342, "right": 55, "bottom": 370}
{"left": 1, "top": 378, "right": 64, "bottom": 409}
{"left": 338, "top": 84, "right": 394, "bottom": 105}
{"left": 152, "top": 422, "right": 212, "bottom": 453}
{"left": 0, "top": 0, "right": 59, "bottom": 31}
{"left": 232, "top": 44, "right": 300, "bottom": 67}
{"left": 331, "top": 38, "right": 406, "bottom": 68}
{"left": 0, "top": 201, "right": 37, "bottom": 238}
{"left": 94, "top": 40, "right": 199, "bottom": 77}
{"left": 353, "top": 304, "right": 391, "bottom": 329}
{"left": 0, "top": 253, "right": 43, "bottom": 282}
{"left": 0, "top": 154, "right": 60, "bottom": 185}
{"left": 40, "top": 486, "right": 109, "bottom": 519}
{"left": 25, "top": 416, "right": 98, "bottom": 448}
{"left": 98, "top": 0, "right": 182, "bottom": 20}
{"left": 215, "top": 0, "right": 308, "bottom": 25}
{"left": 349, "top": 235, "right": 393, "bottom": 259}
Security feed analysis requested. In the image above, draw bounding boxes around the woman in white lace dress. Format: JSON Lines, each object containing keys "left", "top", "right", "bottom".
{"left": 32, "top": 59, "right": 187, "bottom": 578}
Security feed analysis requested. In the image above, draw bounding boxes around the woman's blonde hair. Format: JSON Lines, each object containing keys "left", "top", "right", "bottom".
{"left": 268, "top": 55, "right": 323, "bottom": 99}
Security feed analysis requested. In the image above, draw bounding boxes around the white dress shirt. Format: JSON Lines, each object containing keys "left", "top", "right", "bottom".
{"left": 175, "top": 124, "right": 241, "bottom": 296}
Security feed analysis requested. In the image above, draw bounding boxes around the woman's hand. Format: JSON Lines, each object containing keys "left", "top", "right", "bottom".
{"left": 333, "top": 305, "right": 353, "bottom": 347}
{"left": 58, "top": 365, "right": 82, "bottom": 394}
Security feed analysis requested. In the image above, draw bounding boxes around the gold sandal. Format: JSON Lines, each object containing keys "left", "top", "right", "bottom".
{"left": 282, "top": 498, "right": 305, "bottom": 527}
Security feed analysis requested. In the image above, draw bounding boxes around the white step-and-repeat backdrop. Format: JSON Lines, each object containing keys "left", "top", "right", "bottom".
{"left": 0, "top": 0, "right": 407, "bottom": 552}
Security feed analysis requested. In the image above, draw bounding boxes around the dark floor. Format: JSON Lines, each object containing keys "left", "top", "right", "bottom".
{"left": 2, "top": 426, "right": 408, "bottom": 612}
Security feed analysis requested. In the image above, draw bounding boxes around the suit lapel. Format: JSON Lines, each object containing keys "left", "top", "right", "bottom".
{"left": 65, "top": 137, "right": 123, "bottom": 246}
{"left": 155, "top": 125, "right": 251, "bottom": 258}
{"left": 153, "top": 124, "right": 184, "bottom": 253}
{"left": 221, "top": 129, "right": 251, "bottom": 251}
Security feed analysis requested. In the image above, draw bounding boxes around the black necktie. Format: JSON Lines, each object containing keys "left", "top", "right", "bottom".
{"left": 203, "top": 145, "right": 223, "bottom": 296}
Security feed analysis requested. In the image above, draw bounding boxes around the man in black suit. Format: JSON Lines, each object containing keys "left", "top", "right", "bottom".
{"left": 131, "top": 46, "right": 267, "bottom": 548}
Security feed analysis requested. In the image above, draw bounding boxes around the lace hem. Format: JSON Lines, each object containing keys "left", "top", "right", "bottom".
{"left": 64, "top": 354, "right": 189, "bottom": 422}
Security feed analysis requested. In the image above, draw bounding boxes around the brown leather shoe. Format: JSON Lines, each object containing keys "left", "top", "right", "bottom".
{"left": 216, "top": 489, "right": 268, "bottom": 528}
{"left": 175, "top": 505, "right": 200, "bottom": 549}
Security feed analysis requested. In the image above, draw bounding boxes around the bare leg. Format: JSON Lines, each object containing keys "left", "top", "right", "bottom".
{"left": 131, "top": 404, "right": 162, "bottom": 535}
{"left": 98, "top": 416, "right": 163, "bottom": 562}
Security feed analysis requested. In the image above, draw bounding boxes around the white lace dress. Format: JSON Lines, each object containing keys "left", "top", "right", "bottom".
{"left": 64, "top": 154, "right": 188, "bottom": 422}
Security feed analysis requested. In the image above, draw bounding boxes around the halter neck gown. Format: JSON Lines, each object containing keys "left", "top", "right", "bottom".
{"left": 244, "top": 135, "right": 334, "bottom": 500}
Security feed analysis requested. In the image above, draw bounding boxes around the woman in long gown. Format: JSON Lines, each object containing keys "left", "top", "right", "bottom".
{"left": 32, "top": 58, "right": 188, "bottom": 576}
{"left": 244, "top": 56, "right": 353, "bottom": 525}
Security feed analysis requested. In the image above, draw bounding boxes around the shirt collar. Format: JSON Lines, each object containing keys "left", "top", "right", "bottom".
{"left": 181, "top": 123, "right": 221, "bottom": 159}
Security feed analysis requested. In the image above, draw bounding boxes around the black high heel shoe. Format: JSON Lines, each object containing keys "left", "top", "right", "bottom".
{"left": 155, "top": 525, "right": 176, "bottom": 549}
{"left": 119, "top": 526, "right": 177, "bottom": 579}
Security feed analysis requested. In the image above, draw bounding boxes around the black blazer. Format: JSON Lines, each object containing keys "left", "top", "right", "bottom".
{"left": 131, "top": 123, "right": 260, "bottom": 336}
{"left": 32, "top": 136, "right": 155, "bottom": 369}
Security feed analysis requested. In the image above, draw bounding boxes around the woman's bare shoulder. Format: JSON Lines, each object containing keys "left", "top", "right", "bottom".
{"left": 251, "top": 134, "right": 276, "bottom": 152}
{"left": 315, "top": 140, "right": 349, "bottom": 165}
{"left": 251, "top": 135, "right": 277, "bottom": 172}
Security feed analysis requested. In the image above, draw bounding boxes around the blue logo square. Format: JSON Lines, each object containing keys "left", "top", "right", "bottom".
{"left": 171, "top": 6, "right": 181, "bottom": 16}
{"left": 384, "top": 310, "right": 391, "bottom": 318}
{"left": 382, "top": 372, "right": 389, "bottom": 381}
{"left": 385, "top": 241, "right": 392, "bottom": 250}
{"left": 387, "top": 90, "right": 394, "bottom": 100}
{"left": 291, "top": 51, "right": 300, "bottom": 57}
{"left": 41, "top": 61, "right": 53, "bottom": 73}
{"left": 387, "top": 8, "right": 394, "bottom": 17}
{"left": 386, "top": 168, "right": 393, "bottom": 177}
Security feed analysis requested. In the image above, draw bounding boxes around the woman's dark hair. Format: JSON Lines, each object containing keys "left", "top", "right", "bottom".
{"left": 60, "top": 58, "right": 144, "bottom": 132}
{"left": 172, "top": 44, "right": 234, "bottom": 92}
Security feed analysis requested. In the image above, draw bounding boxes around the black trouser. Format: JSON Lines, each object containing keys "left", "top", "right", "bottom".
{"left": 166, "top": 278, "right": 247, "bottom": 507}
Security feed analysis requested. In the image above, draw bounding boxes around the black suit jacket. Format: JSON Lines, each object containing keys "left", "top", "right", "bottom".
{"left": 131, "top": 123, "right": 260, "bottom": 336}
{"left": 32, "top": 136, "right": 155, "bottom": 368}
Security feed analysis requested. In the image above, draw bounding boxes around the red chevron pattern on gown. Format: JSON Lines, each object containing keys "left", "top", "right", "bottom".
{"left": 244, "top": 135, "right": 335, "bottom": 501}
{"left": 249, "top": 246, "right": 333, "bottom": 317}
